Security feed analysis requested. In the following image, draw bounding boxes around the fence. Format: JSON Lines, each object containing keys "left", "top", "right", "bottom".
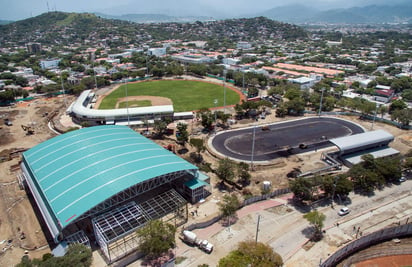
{"left": 321, "top": 223, "right": 412, "bottom": 267}
{"left": 185, "top": 188, "right": 291, "bottom": 231}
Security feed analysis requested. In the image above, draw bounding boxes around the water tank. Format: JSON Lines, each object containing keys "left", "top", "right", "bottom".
{"left": 262, "top": 181, "right": 271, "bottom": 191}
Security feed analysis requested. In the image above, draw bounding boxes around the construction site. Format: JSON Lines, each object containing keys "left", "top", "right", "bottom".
{"left": 0, "top": 93, "right": 411, "bottom": 266}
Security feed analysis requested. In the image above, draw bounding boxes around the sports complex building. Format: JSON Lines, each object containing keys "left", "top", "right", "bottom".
{"left": 20, "top": 125, "right": 210, "bottom": 263}
{"left": 328, "top": 129, "right": 400, "bottom": 166}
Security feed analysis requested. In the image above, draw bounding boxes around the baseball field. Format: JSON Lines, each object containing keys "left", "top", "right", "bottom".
{"left": 98, "top": 80, "right": 243, "bottom": 112}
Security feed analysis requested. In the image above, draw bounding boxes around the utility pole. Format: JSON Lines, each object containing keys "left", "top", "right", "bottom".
{"left": 255, "top": 214, "right": 261, "bottom": 243}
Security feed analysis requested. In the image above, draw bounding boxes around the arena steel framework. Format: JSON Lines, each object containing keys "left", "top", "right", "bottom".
{"left": 20, "top": 125, "right": 209, "bottom": 262}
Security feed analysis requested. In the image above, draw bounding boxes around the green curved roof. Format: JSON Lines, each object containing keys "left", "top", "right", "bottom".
{"left": 22, "top": 125, "right": 197, "bottom": 229}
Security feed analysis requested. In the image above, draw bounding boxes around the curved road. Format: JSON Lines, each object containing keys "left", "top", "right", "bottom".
{"left": 210, "top": 117, "right": 364, "bottom": 162}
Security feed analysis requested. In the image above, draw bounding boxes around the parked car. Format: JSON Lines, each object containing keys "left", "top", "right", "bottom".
{"left": 338, "top": 207, "right": 350, "bottom": 216}
{"left": 399, "top": 177, "right": 406, "bottom": 183}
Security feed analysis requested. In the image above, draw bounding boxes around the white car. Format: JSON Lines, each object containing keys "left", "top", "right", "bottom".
{"left": 338, "top": 207, "right": 350, "bottom": 216}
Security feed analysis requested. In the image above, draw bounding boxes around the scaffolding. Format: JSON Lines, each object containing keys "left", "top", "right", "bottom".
{"left": 92, "top": 189, "right": 187, "bottom": 263}
{"left": 65, "top": 230, "right": 91, "bottom": 248}
{"left": 76, "top": 169, "right": 193, "bottom": 222}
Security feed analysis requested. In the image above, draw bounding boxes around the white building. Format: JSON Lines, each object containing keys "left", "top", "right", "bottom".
{"left": 147, "top": 47, "right": 167, "bottom": 57}
{"left": 237, "top": 41, "right": 252, "bottom": 50}
{"left": 222, "top": 58, "right": 240, "bottom": 65}
{"left": 108, "top": 52, "right": 132, "bottom": 59}
{"left": 289, "top": 76, "right": 317, "bottom": 90}
{"left": 40, "top": 59, "right": 61, "bottom": 70}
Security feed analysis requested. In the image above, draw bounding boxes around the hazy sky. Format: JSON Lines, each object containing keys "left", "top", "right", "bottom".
{"left": 0, "top": 0, "right": 409, "bottom": 20}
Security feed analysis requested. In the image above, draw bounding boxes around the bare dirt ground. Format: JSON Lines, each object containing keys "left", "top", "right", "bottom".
{"left": 0, "top": 96, "right": 73, "bottom": 266}
{"left": 0, "top": 84, "right": 410, "bottom": 266}
{"left": 115, "top": 96, "right": 172, "bottom": 108}
{"left": 340, "top": 238, "right": 412, "bottom": 267}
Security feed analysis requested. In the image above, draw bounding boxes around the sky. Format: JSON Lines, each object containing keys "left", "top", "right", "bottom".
{"left": 0, "top": 0, "right": 409, "bottom": 21}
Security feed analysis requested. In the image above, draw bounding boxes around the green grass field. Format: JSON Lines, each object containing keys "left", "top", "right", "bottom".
{"left": 98, "top": 80, "right": 241, "bottom": 112}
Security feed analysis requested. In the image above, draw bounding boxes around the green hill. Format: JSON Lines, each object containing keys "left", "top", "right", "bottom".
{"left": 0, "top": 11, "right": 307, "bottom": 47}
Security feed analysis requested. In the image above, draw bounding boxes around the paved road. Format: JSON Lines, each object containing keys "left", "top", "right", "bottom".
{"left": 210, "top": 117, "right": 364, "bottom": 161}
{"left": 175, "top": 180, "right": 412, "bottom": 267}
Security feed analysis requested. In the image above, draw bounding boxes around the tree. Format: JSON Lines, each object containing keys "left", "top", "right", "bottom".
{"left": 218, "top": 194, "right": 240, "bottom": 224}
{"left": 303, "top": 210, "right": 326, "bottom": 241}
{"left": 218, "top": 241, "right": 283, "bottom": 267}
{"left": 391, "top": 108, "right": 412, "bottom": 127}
{"left": 215, "top": 158, "right": 236, "bottom": 182}
{"left": 63, "top": 243, "right": 93, "bottom": 267}
{"left": 346, "top": 154, "right": 402, "bottom": 193}
{"left": 190, "top": 138, "right": 205, "bottom": 153}
{"left": 389, "top": 99, "right": 407, "bottom": 114}
{"left": 153, "top": 120, "right": 168, "bottom": 137}
{"left": 321, "top": 175, "right": 353, "bottom": 201}
{"left": 378, "top": 105, "right": 388, "bottom": 118}
{"left": 189, "top": 138, "right": 205, "bottom": 163}
{"left": 237, "top": 162, "right": 251, "bottom": 186}
{"left": 16, "top": 243, "right": 92, "bottom": 267}
{"left": 137, "top": 219, "right": 176, "bottom": 260}
{"left": 290, "top": 177, "right": 313, "bottom": 202}
{"left": 275, "top": 104, "right": 288, "bottom": 117}
{"left": 199, "top": 110, "right": 214, "bottom": 130}
{"left": 176, "top": 122, "right": 189, "bottom": 146}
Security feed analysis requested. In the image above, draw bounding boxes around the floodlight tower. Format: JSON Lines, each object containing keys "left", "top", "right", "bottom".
{"left": 223, "top": 70, "right": 227, "bottom": 114}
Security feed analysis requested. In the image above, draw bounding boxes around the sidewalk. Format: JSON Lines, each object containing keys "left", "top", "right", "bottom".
{"left": 177, "top": 193, "right": 293, "bottom": 254}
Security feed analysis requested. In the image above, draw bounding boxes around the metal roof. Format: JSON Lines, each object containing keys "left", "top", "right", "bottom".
{"left": 342, "top": 147, "right": 399, "bottom": 166}
{"left": 329, "top": 130, "right": 394, "bottom": 154}
{"left": 22, "top": 125, "right": 197, "bottom": 230}
{"left": 185, "top": 178, "right": 209, "bottom": 189}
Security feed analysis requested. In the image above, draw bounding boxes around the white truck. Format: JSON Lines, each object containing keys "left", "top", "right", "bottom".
{"left": 181, "top": 230, "right": 213, "bottom": 253}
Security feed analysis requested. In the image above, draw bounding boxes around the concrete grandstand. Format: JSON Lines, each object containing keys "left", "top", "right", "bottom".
{"left": 20, "top": 125, "right": 210, "bottom": 263}
{"left": 67, "top": 90, "right": 177, "bottom": 125}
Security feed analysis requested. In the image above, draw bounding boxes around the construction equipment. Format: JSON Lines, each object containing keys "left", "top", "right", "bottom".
{"left": 21, "top": 125, "right": 34, "bottom": 135}
{"left": 4, "top": 118, "right": 12, "bottom": 126}
{"left": 180, "top": 230, "right": 214, "bottom": 253}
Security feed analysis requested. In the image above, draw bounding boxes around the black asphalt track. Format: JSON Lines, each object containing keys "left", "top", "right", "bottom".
{"left": 210, "top": 117, "right": 365, "bottom": 162}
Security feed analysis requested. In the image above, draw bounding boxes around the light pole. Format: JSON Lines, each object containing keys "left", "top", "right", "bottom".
{"left": 242, "top": 71, "right": 245, "bottom": 94}
{"left": 251, "top": 124, "right": 256, "bottom": 170}
{"left": 125, "top": 79, "right": 130, "bottom": 126}
{"left": 214, "top": 99, "right": 218, "bottom": 126}
{"left": 60, "top": 74, "right": 67, "bottom": 108}
{"left": 223, "top": 70, "right": 227, "bottom": 114}
{"left": 371, "top": 103, "right": 379, "bottom": 130}
{"left": 93, "top": 67, "right": 98, "bottom": 90}
{"left": 318, "top": 88, "right": 325, "bottom": 117}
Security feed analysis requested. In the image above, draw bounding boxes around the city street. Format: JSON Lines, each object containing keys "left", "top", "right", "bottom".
{"left": 176, "top": 180, "right": 412, "bottom": 267}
